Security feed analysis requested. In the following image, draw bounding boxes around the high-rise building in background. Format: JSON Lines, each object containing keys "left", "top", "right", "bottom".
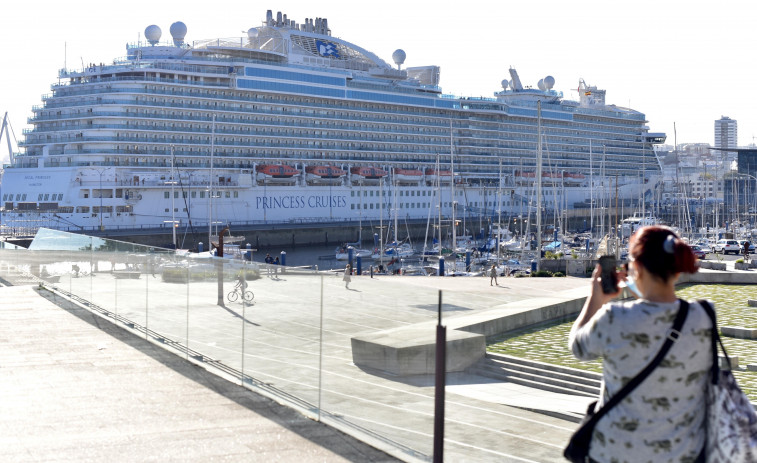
{"left": 714, "top": 116, "right": 738, "bottom": 161}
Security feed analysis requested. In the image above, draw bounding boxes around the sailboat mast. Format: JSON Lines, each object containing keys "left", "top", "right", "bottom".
{"left": 438, "top": 155, "right": 443, "bottom": 258}
{"left": 208, "top": 114, "right": 216, "bottom": 247}
{"left": 450, "top": 119, "right": 456, "bottom": 261}
{"left": 536, "top": 101, "right": 543, "bottom": 271}
{"left": 590, "top": 140, "right": 593, "bottom": 241}
{"left": 393, "top": 171, "right": 398, "bottom": 244}
{"left": 497, "top": 158, "right": 502, "bottom": 265}
{"left": 379, "top": 176, "right": 384, "bottom": 266}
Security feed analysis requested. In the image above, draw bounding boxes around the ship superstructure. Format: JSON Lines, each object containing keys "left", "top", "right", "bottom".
{"left": 0, "top": 9, "right": 665, "bottom": 235}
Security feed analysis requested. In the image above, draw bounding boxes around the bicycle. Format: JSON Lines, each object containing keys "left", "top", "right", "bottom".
{"left": 227, "top": 286, "right": 254, "bottom": 303}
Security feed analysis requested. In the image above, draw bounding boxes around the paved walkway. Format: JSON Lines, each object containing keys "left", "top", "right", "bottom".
{"left": 0, "top": 284, "right": 398, "bottom": 463}
{"left": 1, "top": 262, "right": 593, "bottom": 462}
{"left": 4, "top": 253, "right": 755, "bottom": 462}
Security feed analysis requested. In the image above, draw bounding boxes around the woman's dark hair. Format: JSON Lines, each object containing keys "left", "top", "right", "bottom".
{"left": 629, "top": 226, "right": 698, "bottom": 282}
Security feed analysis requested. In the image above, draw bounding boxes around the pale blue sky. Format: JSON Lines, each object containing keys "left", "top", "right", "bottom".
{"left": 1, "top": 0, "right": 754, "bottom": 163}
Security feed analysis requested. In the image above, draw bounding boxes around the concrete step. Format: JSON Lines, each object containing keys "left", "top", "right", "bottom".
{"left": 490, "top": 353, "right": 602, "bottom": 381}
{"left": 475, "top": 362, "right": 601, "bottom": 396}
{"left": 470, "top": 362, "right": 599, "bottom": 397}
{"left": 468, "top": 353, "right": 602, "bottom": 398}
{"left": 486, "top": 357, "right": 602, "bottom": 389}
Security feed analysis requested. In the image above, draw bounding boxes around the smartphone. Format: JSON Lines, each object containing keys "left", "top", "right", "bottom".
{"left": 598, "top": 255, "right": 618, "bottom": 294}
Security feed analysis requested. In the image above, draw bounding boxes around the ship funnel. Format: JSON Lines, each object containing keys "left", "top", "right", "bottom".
{"left": 508, "top": 68, "right": 524, "bottom": 91}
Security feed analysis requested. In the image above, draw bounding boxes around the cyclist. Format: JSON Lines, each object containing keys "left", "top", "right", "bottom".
{"left": 235, "top": 273, "right": 248, "bottom": 291}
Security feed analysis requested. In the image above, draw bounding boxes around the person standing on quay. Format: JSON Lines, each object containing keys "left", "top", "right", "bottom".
{"left": 264, "top": 253, "right": 273, "bottom": 278}
{"left": 343, "top": 264, "right": 352, "bottom": 289}
{"left": 568, "top": 226, "right": 710, "bottom": 462}
{"left": 490, "top": 264, "right": 498, "bottom": 286}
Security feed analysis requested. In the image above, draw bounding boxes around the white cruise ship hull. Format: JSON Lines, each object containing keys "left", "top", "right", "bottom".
{"left": 0, "top": 9, "right": 665, "bottom": 235}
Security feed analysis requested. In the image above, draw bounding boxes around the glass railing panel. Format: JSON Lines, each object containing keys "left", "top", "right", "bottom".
{"left": 184, "top": 256, "right": 246, "bottom": 373}
{"left": 319, "top": 269, "right": 440, "bottom": 460}
{"left": 26, "top": 249, "right": 68, "bottom": 291}
{"left": 237, "top": 263, "right": 323, "bottom": 414}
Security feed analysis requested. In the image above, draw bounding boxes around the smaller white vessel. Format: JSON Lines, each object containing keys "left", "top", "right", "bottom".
{"left": 621, "top": 213, "right": 659, "bottom": 238}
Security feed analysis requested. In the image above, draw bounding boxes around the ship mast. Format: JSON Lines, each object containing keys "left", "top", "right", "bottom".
{"left": 0, "top": 112, "right": 16, "bottom": 165}
{"left": 208, "top": 115, "right": 216, "bottom": 248}
{"left": 450, "top": 119, "right": 456, "bottom": 265}
{"left": 536, "top": 101, "right": 543, "bottom": 271}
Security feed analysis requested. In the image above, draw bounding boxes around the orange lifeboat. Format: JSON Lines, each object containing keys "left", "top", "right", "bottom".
{"left": 424, "top": 168, "right": 452, "bottom": 184}
{"left": 563, "top": 172, "right": 586, "bottom": 185}
{"left": 393, "top": 168, "right": 424, "bottom": 184}
{"left": 256, "top": 164, "right": 299, "bottom": 184}
{"left": 306, "top": 165, "right": 346, "bottom": 184}
{"left": 350, "top": 166, "right": 388, "bottom": 182}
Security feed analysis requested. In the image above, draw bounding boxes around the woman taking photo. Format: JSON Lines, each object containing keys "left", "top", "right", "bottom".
{"left": 569, "top": 226, "right": 712, "bottom": 462}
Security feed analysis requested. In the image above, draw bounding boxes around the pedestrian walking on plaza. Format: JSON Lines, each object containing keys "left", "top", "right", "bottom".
{"left": 490, "top": 264, "right": 498, "bottom": 286}
{"left": 264, "top": 253, "right": 273, "bottom": 278}
{"left": 343, "top": 264, "right": 352, "bottom": 289}
{"left": 567, "top": 226, "right": 711, "bottom": 462}
{"left": 744, "top": 240, "right": 751, "bottom": 262}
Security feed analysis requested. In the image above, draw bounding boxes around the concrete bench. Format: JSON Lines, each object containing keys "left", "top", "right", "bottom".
{"left": 721, "top": 326, "right": 757, "bottom": 339}
{"left": 351, "top": 326, "right": 485, "bottom": 376}
{"left": 748, "top": 300, "right": 757, "bottom": 307}
{"left": 720, "top": 355, "right": 739, "bottom": 370}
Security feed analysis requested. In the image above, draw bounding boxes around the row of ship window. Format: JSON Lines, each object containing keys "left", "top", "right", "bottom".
{"left": 350, "top": 200, "right": 516, "bottom": 210}
{"left": 55, "top": 82, "right": 644, "bottom": 138}
{"left": 36, "top": 104, "right": 643, "bottom": 147}
{"left": 2, "top": 193, "right": 63, "bottom": 202}
{"left": 164, "top": 191, "right": 238, "bottom": 199}
{"left": 74, "top": 206, "right": 133, "bottom": 213}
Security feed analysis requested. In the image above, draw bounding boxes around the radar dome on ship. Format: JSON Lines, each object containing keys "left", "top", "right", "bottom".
{"left": 392, "top": 49, "right": 406, "bottom": 69}
{"left": 170, "top": 21, "right": 187, "bottom": 46}
{"left": 537, "top": 79, "right": 546, "bottom": 91}
{"left": 247, "top": 27, "right": 259, "bottom": 38}
{"left": 145, "top": 25, "right": 161, "bottom": 45}
{"left": 501, "top": 79, "right": 509, "bottom": 90}
{"left": 544, "top": 75, "right": 555, "bottom": 89}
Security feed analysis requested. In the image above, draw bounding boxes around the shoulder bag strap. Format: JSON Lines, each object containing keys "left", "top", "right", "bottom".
{"left": 587, "top": 299, "right": 690, "bottom": 425}
{"left": 698, "top": 299, "right": 727, "bottom": 384}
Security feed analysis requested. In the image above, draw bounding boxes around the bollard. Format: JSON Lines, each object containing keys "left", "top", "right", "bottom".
{"left": 280, "top": 251, "right": 286, "bottom": 274}
{"left": 356, "top": 255, "right": 362, "bottom": 275}
{"left": 370, "top": 265, "right": 374, "bottom": 278}
{"left": 198, "top": 242, "right": 204, "bottom": 253}
{"left": 439, "top": 257, "right": 445, "bottom": 276}
{"left": 465, "top": 250, "right": 471, "bottom": 272}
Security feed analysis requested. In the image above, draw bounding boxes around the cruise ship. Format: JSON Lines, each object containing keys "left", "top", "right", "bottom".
{"left": 0, "top": 9, "right": 665, "bottom": 236}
